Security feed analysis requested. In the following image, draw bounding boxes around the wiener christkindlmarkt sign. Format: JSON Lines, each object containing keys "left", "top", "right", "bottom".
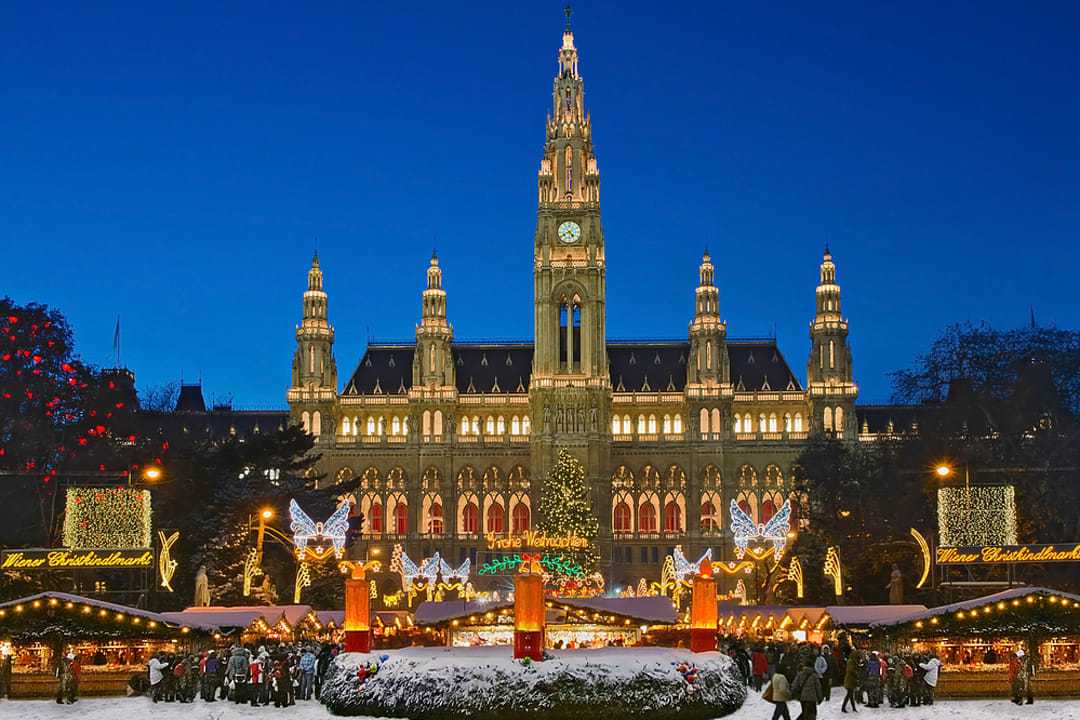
{"left": 936, "top": 543, "right": 1080, "bottom": 565}
{"left": 0, "top": 548, "right": 154, "bottom": 570}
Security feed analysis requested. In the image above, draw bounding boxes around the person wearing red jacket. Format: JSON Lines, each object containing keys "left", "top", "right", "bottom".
{"left": 752, "top": 647, "right": 769, "bottom": 691}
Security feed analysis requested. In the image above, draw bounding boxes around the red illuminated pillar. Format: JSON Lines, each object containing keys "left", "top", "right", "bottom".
{"left": 690, "top": 560, "right": 718, "bottom": 653}
{"left": 513, "top": 568, "right": 545, "bottom": 660}
{"left": 344, "top": 564, "right": 372, "bottom": 653}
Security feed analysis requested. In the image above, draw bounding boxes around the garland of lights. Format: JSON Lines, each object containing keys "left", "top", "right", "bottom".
{"left": 937, "top": 486, "right": 1017, "bottom": 546}
{"left": 478, "top": 553, "right": 583, "bottom": 578}
{"left": 63, "top": 487, "right": 151, "bottom": 549}
{"left": 906, "top": 592, "right": 1080, "bottom": 637}
{"left": 0, "top": 596, "right": 191, "bottom": 641}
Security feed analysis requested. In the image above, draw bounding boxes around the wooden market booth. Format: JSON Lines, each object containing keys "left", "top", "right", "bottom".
{"left": 717, "top": 604, "right": 926, "bottom": 645}
{"left": 0, "top": 591, "right": 205, "bottom": 697}
{"left": 416, "top": 596, "right": 677, "bottom": 649}
{"left": 869, "top": 586, "right": 1080, "bottom": 697}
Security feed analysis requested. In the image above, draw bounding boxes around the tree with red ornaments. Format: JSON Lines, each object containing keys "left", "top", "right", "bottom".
{"left": 0, "top": 297, "right": 159, "bottom": 547}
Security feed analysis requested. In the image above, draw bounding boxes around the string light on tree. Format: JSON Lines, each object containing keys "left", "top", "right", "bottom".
{"left": 937, "top": 485, "right": 1017, "bottom": 546}
{"left": 63, "top": 488, "right": 152, "bottom": 549}
{"left": 535, "top": 450, "right": 600, "bottom": 574}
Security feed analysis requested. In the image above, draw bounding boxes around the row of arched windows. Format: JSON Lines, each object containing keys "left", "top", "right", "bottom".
{"left": 338, "top": 415, "right": 409, "bottom": 437}
{"left": 612, "top": 491, "right": 686, "bottom": 535}
{"left": 823, "top": 406, "right": 845, "bottom": 434}
{"left": 300, "top": 410, "right": 322, "bottom": 436}
{"left": 733, "top": 412, "right": 804, "bottom": 434}
{"left": 611, "top": 414, "right": 684, "bottom": 435}
{"left": 458, "top": 415, "right": 531, "bottom": 436}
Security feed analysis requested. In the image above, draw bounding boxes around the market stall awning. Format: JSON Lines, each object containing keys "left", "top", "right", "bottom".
{"left": 162, "top": 604, "right": 315, "bottom": 633}
{"left": 825, "top": 605, "right": 926, "bottom": 629}
{"left": 0, "top": 591, "right": 200, "bottom": 640}
{"left": 718, "top": 604, "right": 790, "bottom": 632}
{"left": 869, "top": 587, "right": 1080, "bottom": 636}
{"left": 415, "top": 596, "right": 677, "bottom": 627}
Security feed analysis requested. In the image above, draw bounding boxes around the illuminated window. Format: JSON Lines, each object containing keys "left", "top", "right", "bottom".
{"left": 823, "top": 407, "right": 833, "bottom": 432}
{"left": 768, "top": 413, "right": 778, "bottom": 433}
{"left": 699, "top": 408, "right": 710, "bottom": 435}
{"left": 429, "top": 502, "right": 444, "bottom": 535}
{"left": 496, "top": 416, "right": 505, "bottom": 435}
{"left": 391, "top": 417, "right": 401, "bottom": 435}
{"left": 514, "top": 416, "right": 523, "bottom": 435}
{"left": 311, "top": 411, "right": 321, "bottom": 436}
{"left": 637, "top": 415, "right": 646, "bottom": 434}
{"left": 834, "top": 406, "right": 844, "bottom": 434}
{"left": 622, "top": 415, "right": 631, "bottom": 434}
{"left": 461, "top": 502, "right": 478, "bottom": 534}
{"left": 638, "top": 502, "right": 657, "bottom": 533}
{"left": 758, "top": 414, "right": 767, "bottom": 433}
{"left": 784, "top": 413, "right": 792, "bottom": 432}
{"left": 485, "top": 416, "right": 495, "bottom": 435}
{"left": 511, "top": 503, "right": 530, "bottom": 534}
{"left": 648, "top": 415, "right": 657, "bottom": 434}
{"left": 662, "top": 415, "right": 672, "bottom": 434}
{"left": 522, "top": 416, "right": 531, "bottom": 434}
{"left": 370, "top": 502, "right": 383, "bottom": 534}
{"left": 829, "top": 340, "right": 835, "bottom": 369}
{"left": 673, "top": 414, "right": 683, "bottom": 433}
{"left": 394, "top": 502, "right": 408, "bottom": 535}
{"left": 433, "top": 410, "right": 443, "bottom": 435}
{"left": 611, "top": 416, "right": 620, "bottom": 434}
{"left": 486, "top": 503, "right": 505, "bottom": 534}
{"left": 663, "top": 501, "right": 682, "bottom": 534}
{"left": 613, "top": 501, "right": 632, "bottom": 532}
{"left": 794, "top": 413, "right": 804, "bottom": 432}
{"left": 342, "top": 416, "right": 351, "bottom": 435}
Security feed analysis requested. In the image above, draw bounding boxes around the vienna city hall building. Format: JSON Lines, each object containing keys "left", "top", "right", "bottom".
{"left": 284, "top": 21, "right": 861, "bottom": 593}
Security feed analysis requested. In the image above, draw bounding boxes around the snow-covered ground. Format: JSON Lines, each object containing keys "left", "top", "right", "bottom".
{"left": 1, "top": 682, "right": 1076, "bottom": 719}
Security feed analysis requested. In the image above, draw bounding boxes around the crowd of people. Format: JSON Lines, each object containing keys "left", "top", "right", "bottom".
{"left": 143, "top": 642, "right": 340, "bottom": 707}
{"left": 722, "top": 640, "right": 956, "bottom": 719}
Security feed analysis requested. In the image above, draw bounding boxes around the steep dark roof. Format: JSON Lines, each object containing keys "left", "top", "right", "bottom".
{"left": 175, "top": 384, "right": 207, "bottom": 413}
{"left": 345, "top": 339, "right": 802, "bottom": 395}
{"left": 607, "top": 341, "right": 689, "bottom": 393}
{"left": 855, "top": 405, "right": 922, "bottom": 434}
{"left": 728, "top": 340, "right": 802, "bottom": 392}
{"left": 142, "top": 409, "right": 289, "bottom": 441}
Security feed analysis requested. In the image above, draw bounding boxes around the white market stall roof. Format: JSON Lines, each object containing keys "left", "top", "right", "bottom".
{"left": 0, "top": 591, "right": 204, "bottom": 639}
{"left": 162, "top": 604, "right": 316, "bottom": 632}
{"left": 825, "top": 605, "right": 926, "bottom": 629}
{"left": 869, "top": 587, "right": 1080, "bottom": 629}
{"left": 0, "top": 591, "right": 174, "bottom": 624}
{"left": 415, "top": 596, "right": 677, "bottom": 626}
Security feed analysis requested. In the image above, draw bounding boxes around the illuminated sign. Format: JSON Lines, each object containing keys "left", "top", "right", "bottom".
{"left": 484, "top": 531, "right": 588, "bottom": 551}
{"left": 1, "top": 548, "right": 154, "bottom": 570}
{"left": 936, "top": 544, "right": 1080, "bottom": 565}
{"left": 478, "top": 553, "right": 583, "bottom": 578}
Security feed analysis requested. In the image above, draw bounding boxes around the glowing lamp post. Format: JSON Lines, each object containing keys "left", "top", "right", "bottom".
{"left": 689, "top": 559, "right": 718, "bottom": 653}
{"left": 343, "top": 562, "right": 373, "bottom": 653}
{"left": 513, "top": 556, "right": 545, "bottom": 661}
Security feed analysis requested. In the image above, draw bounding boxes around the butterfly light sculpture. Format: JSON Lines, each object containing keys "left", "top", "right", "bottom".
{"left": 729, "top": 499, "right": 792, "bottom": 558}
{"left": 438, "top": 557, "right": 471, "bottom": 585}
{"left": 672, "top": 546, "right": 713, "bottom": 582}
{"left": 289, "top": 499, "right": 351, "bottom": 559}
{"left": 394, "top": 547, "right": 441, "bottom": 594}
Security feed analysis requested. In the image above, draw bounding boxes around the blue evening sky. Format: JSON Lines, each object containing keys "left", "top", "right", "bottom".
{"left": 2, "top": 2, "right": 1078, "bottom": 408}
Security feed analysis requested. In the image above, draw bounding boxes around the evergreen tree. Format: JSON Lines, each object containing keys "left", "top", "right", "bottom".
{"left": 536, "top": 449, "right": 599, "bottom": 574}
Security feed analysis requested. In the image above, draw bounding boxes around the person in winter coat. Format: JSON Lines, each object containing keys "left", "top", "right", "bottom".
{"left": 148, "top": 652, "right": 168, "bottom": 703}
{"left": 1011, "top": 649, "right": 1036, "bottom": 704}
{"left": 54, "top": 653, "right": 77, "bottom": 704}
{"left": 864, "top": 651, "right": 883, "bottom": 708}
{"left": 201, "top": 650, "right": 220, "bottom": 702}
{"left": 299, "top": 646, "right": 318, "bottom": 700}
{"left": 248, "top": 652, "right": 264, "bottom": 707}
{"left": 790, "top": 661, "right": 823, "bottom": 720}
{"left": 841, "top": 649, "right": 861, "bottom": 712}
{"left": 226, "top": 645, "right": 250, "bottom": 703}
{"left": 918, "top": 655, "right": 941, "bottom": 705}
{"left": 814, "top": 646, "right": 831, "bottom": 701}
{"left": 763, "top": 668, "right": 792, "bottom": 720}
{"left": 751, "top": 647, "right": 768, "bottom": 691}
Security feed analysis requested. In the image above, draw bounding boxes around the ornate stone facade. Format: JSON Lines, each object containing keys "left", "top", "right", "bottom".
{"left": 285, "top": 18, "right": 860, "bottom": 592}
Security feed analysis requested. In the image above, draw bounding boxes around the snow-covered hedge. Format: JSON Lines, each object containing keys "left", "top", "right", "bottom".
{"left": 321, "top": 646, "right": 746, "bottom": 719}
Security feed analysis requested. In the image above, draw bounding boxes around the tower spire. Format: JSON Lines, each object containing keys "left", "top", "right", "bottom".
{"left": 807, "top": 247, "right": 857, "bottom": 438}
{"left": 414, "top": 254, "right": 455, "bottom": 390}
{"left": 687, "top": 251, "right": 728, "bottom": 387}
{"left": 564, "top": 4, "right": 572, "bottom": 31}
{"left": 289, "top": 253, "right": 337, "bottom": 436}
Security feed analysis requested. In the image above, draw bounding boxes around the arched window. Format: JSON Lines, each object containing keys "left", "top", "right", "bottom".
{"left": 647, "top": 414, "right": 657, "bottom": 434}
{"left": 710, "top": 408, "right": 721, "bottom": 434}
{"left": 835, "top": 406, "right": 844, "bottom": 434}
{"left": 700, "top": 499, "right": 718, "bottom": 532}
{"left": 637, "top": 415, "right": 646, "bottom": 434}
{"left": 522, "top": 416, "right": 531, "bottom": 434}
{"left": 611, "top": 416, "right": 620, "bottom": 434}
{"left": 366, "top": 417, "right": 376, "bottom": 435}
{"left": 496, "top": 416, "right": 505, "bottom": 435}
{"left": 352, "top": 416, "right": 359, "bottom": 436}
{"left": 342, "top": 416, "right": 351, "bottom": 436}
{"left": 760, "top": 497, "right": 777, "bottom": 524}
{"left": 706, "top": 339, "right": 713, "bottom": 369}
{"left": 613, "top": 501, "right": 632, "bottom": 532}
{"left": 311, "top": 411, "right": 321, "bottom": 436}
{"left": 429, "top": 344, "right": 436, "bottom": 372}
{"left": 758, "top": 413, "right": 767, "bottom": 433}
{"left": 394, "top": 502, "right": 408, "bottom": 535}
{"left": 512, "top": 503, "right": 530, "bottom": 534}
{"left": 485, "top": 416, "right": 495, "bottom": 435}
{"left": 829, "top": 340, "right": 835, "bottom": 369}
{"left": 699, "top": 408, "right": 710, "bottom": 435}
{"left": 471, "top": 416, "right": 480, "bottom": 434}
{"left": 824, "top": 407, "right": 834, "bottom": 432}
{"left": 301, "top": 411, "right": 310, "bottom": 433}
{"left": 662, "top": 415, "right": 672, "bottom": 434}
{"left": 514, "top": 416, "right": 523, "bottom": 435}
{"left": 794, "top": 412, "right": 804, "bottom": 432}
{"left": 784, "top": 413, "right": 792, "bottom": 432}
{"left": 459, "top": 416, "right": 469, "bottom": 435}
{"left": 391, "top": 416, "right": 401, "bottom": 435}
{"left": 370, "top": 501, "right": 383, "bottom": 534}
{"left": 376, "top": 417, "right": 384, "bottom": 435}
{"left": 433, "top": 410, "right": 443, "bottom": 436}
{"left": 622, "top": 415, "right": 631, "bottom": 434}
{"left": 638, "top": 502, "right": 657, "bottom": 533}
{"left": 421, "top": 411, "right": 430, "bottom": 436}
{"left": 461, "top": 501, "right": 478, "bottom": 534}
{"left": 430, "top": 502, "right": 444, "bottom": 535}
{"left": 768, "top": 413, "right": 778, "bottom": 432}
{"left": 486, "top": 503, "right": 505, "bottom": 534}
{"left": 733, "top": 414, "right": 741, "bottom": 433}
{"left": 663, "top": 501, "right": 682, "bottom": 534}
{"left": 673, "top": 414, "right": 683, "bottom": 433}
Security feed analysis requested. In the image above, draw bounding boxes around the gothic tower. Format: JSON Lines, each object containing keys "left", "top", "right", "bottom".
{"left": 412, "top": 252, "right": 455, "bottom": 390}
{"left": 529, "top": 9, "right": 611, "bottom": 524}
{"left": 686, "top": 250, "right": 732, "bottom": 436}
{"left": 806, "top": 247, "right": 857, "bottom": 439}
{"left": 288, "top": 252, "right": 338, "bottom": 436}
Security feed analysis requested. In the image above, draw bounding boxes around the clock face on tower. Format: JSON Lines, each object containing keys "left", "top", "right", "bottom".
{"left": 557, "top": 221, "right": 582, "bottom": 244}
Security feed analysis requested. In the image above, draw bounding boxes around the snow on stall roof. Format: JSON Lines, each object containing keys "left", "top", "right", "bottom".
{"left": 414, "top": 595, "right": 677, "bottom": 626}
{"left": 0, "top": 591, "right": 177, "bottom": 625}
{"left": 870, "top": 586, "right": 1080, "bottom": 628}
{"left": 825, "top": 605, "right": 927, "bottom": 627}
{"left": 161, "top": 605, "right": 314, "bottom": 631}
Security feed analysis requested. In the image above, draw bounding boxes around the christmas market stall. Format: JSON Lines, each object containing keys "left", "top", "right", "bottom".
{"left": 716, "top": 604, "right": 925, "bottom": 645}
{"left": 0, "top": 591, "right": 205, "bottom": 697}
{"left": 416, "top": 596, "right": 676, "bottom": 648}
{"left": 870, "top": 586, "right": 1080, "bottom": 697}
{"left": 161, "top": 604, "right": 315, "bottom": 644}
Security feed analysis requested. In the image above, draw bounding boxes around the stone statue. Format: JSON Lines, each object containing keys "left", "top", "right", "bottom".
{"left": 193, "top": 565, "right": 211, "bottom": 607}
{"left": 887, "top": 563, "right": 904, "bottom": 605}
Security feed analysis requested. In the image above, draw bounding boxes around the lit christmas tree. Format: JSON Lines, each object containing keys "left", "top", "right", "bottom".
{"left": 536, "top": 449, "right": 599, "bottom": 574}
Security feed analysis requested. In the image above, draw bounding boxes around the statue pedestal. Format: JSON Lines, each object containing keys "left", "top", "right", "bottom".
{"left": 513, "top": 630, "right": 544, "bottom": 661}
{"left": 344, "top": 629, "right": 372, "bottom": 653}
